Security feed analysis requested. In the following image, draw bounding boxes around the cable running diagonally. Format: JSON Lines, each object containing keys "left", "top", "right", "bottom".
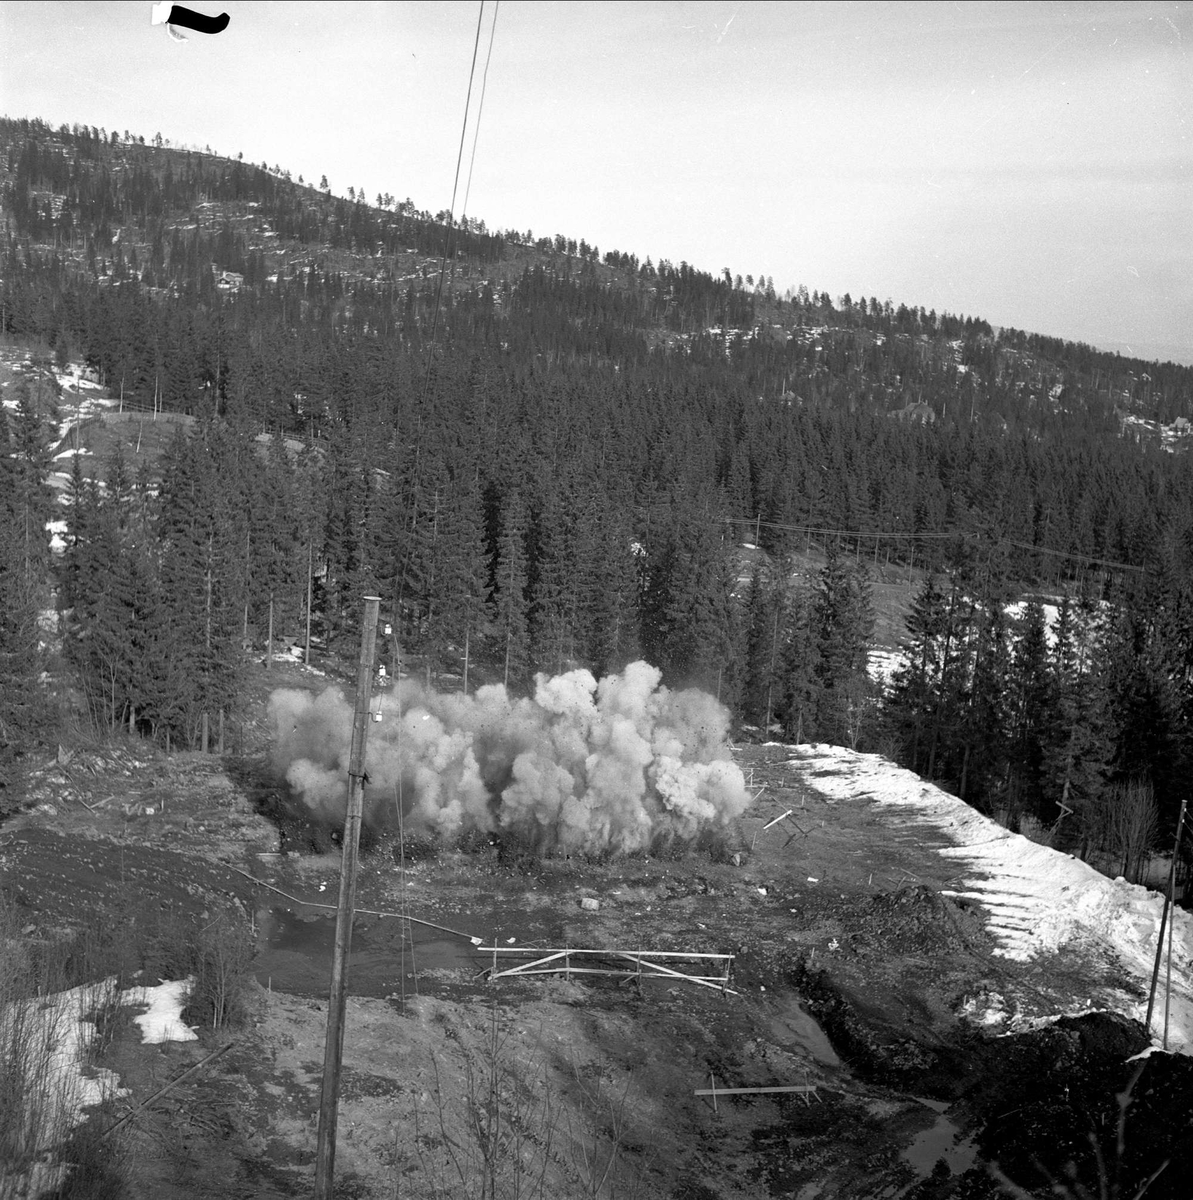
{"left": 399, "top": 2, "right": 492, "bottom": 630}
{"left": 421, "top": 0, "right": 486, "bottom": 399}
{"left": 460, "top": 1, "right": 499, "bottom": 234}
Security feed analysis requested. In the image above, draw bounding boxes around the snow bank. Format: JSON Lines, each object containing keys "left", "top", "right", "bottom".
{"left": 10, "top": 979, "right": 126, "bottom": 1109}
{"left": 0, "top": 975, "right": 194, "bottom": 1196}
{"left": 788, "top": 745, "right": 1193, "bottom": 1052}
{"left": 0, "top": 980, "right": 128, "bottom": 1194}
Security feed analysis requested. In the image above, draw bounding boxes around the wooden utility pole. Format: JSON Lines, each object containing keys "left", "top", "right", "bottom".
{"left": 314, "top": 595, "right": 381, "bottom": 1199}
{"left": 1145, "top": 793, "right": 1188, "bottom": 1040}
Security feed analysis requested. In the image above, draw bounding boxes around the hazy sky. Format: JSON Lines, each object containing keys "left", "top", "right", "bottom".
{"left": 2, "top": 1, "right": 1190, "bottom": 362}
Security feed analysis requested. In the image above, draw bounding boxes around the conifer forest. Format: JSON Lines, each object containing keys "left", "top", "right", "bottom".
{"left": 3, "top": 116, "right": 1193, "bottom": 870}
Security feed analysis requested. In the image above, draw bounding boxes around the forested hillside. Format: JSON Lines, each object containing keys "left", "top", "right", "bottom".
{"left": 2, "top": 116, "right": 1192, "bottom": 870}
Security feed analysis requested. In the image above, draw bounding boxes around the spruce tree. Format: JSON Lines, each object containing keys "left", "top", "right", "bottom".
{"left": 642, "top": 504, "right": 740, "bottom": 700}
{"left": 577, "top": 491, "right": 640, "bottom": 678}
{"left": 1044, "top": 589, "right": 1115, "bottom": 851}
{"left": 155, "top": 423, "right": 249, "bottom": 749}
{"left": 742, "top": 567, "right": 775, "bottom": 728}
{"left": 812, "top": 541, "right": 875, "bottom": 747}
{"left": 953, "top": 568, "right": 1013, "bottom": 809}
{"left": 8, "top": 374, "right": 55, "bottom": 578}
{"left": 775, "top": 587, "right": 816, "bottom": 743}
{"left": 924, "top": 569, "right": 977, "bottom": 783}
{"left": 491, "top": 488, "right": 530, "bottom": 691}
{"left": 1005, "top": 598, "right": 1055, "bottom": 823}
{"left": 886, "top": 574, "right": 948, "bottom": 773}
{"left": 529, "top": 480, "right": 576, "bottom": 677}
{"left": 433, "top": 463, "right": 489, "bottom": 688}
{"left": 0, "top": 499, "right": 49, "bottom": 797}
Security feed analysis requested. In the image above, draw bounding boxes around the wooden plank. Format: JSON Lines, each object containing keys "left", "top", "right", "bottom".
{"left": 104, "top": 1042, "right": 234, "bottom": 1137}
{"left": 491, "top": 967, "right": 730, "bottom": 983}
{"left": 494, "top": 967, "right": 642, "bottom": 979}
{"left": 694, "top": 1085, "right": 819, "bottom": 1097}
{"left": 478, "top": 947, "right": 732, "bottom": 961}
{"left": 512, "top": 964, "right": 736, "bottom": 994}
{"left": 609, "top": 955, "right": 730, "bottom": 986}
{"left": 489, "top": 961, "right": 737, "bottom": 994}
{"left": 490, "top": 950, "right": 571, "bottom": 972}
{"left": 482, "top": 944, "right": 736, "bottom": 993}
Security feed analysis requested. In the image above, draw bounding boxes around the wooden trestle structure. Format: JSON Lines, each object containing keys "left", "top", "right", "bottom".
{"left": 479, "top": 945, "right": 737, "bottom": 994}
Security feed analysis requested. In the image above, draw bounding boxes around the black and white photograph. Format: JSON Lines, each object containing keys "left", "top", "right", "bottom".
{"left": 0, "top": 3, "right": 1190, "bottom": 1197}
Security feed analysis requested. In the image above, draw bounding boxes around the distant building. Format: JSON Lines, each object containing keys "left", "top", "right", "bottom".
{"left": 212, "top": 267, "right": 244, "bottom": 292}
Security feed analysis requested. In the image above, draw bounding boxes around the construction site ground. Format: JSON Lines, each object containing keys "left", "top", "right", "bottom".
{"left": 2, "top": 665, "right": 1191, "bottom": 1200}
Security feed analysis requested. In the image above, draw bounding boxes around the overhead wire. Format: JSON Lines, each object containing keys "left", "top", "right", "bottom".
{"left": 421, "top": 0, "right": 487, "bottom": 400}
{"left": 398, "top": 1, "right": 493, "bottom": 639}
{"left": 459, "top": 1, "right": 499, "bottom": 245}
{"left": 718, "top": 516, "right": 1144, "bottom": 573}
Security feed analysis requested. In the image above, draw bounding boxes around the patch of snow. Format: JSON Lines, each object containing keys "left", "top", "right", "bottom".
{"left": 54, "top": 393, "right": 118, "bottom": 444}
{"left": 1005, "top": 600, "right": 1060, "bottom": 644}
{"left": 46, "top": 519, "right": 68, "bottom": 555}
{"left": 119, "top": 977, "right": 198, "bottom": 1043}
{"left": 54, "top": 364, "right": 103, "bottom": 392}
{"left": 790, "top": 745, "right": 1193, "bottom": 1052}
{"left": 867, "top": 649, "right": 904, "bottom": 687}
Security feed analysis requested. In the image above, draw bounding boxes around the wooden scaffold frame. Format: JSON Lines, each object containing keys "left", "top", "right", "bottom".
{"left": 479, "top": 946, "right": 737, "bottom": 994}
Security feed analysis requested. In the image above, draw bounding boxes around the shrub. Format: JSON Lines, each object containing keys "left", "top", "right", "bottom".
{"left": 0, "top": 904, "right": 129, "bottom": 1199}
{"left": 189, "top": 906, "right": 255, "bottom": 1031}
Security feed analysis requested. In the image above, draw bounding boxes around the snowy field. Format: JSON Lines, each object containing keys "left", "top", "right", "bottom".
{"left": 788, "top": 744, "right": 1193, "bottom": 1054}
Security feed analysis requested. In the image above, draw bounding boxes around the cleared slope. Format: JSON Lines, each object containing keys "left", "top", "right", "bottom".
{"left": 787, "top": 743, "right": 1193, "bottom": 1052}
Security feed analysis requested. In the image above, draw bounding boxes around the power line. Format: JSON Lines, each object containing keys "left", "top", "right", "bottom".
{"left": 715, "top": 523, "right": 960, "bottom": 547}
{"left": 401, "top": 2, "right": 492, "bottom": 636}
{"left": 719, "top": 516, "right": 1143, "bottom": 573}
{"left": 460, "top": 1, "right": 499, "bottom": 232}
{"left": 421, "top": 0, "right": 487, "bottom": 397}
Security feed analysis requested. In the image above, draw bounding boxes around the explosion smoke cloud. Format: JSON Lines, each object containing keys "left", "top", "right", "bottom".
{"left": 267, "top": 661, "right": 752, "bottom": 855}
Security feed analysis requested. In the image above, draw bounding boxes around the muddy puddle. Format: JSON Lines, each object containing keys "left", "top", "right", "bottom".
{"left": 254, "top": 902, "right": 573, "bottom": 998}
{"left": 902, "top": 1097, "right": 978, "bottom": 1181}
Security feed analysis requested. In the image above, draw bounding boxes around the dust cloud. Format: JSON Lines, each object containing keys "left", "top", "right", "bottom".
{"left": 268, "top": 661, "right": 752, "bottom": 855}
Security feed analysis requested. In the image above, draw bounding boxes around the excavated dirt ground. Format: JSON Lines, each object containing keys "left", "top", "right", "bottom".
{"left": 2, "top": 669, "right": 1191, "bottom": 1199}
